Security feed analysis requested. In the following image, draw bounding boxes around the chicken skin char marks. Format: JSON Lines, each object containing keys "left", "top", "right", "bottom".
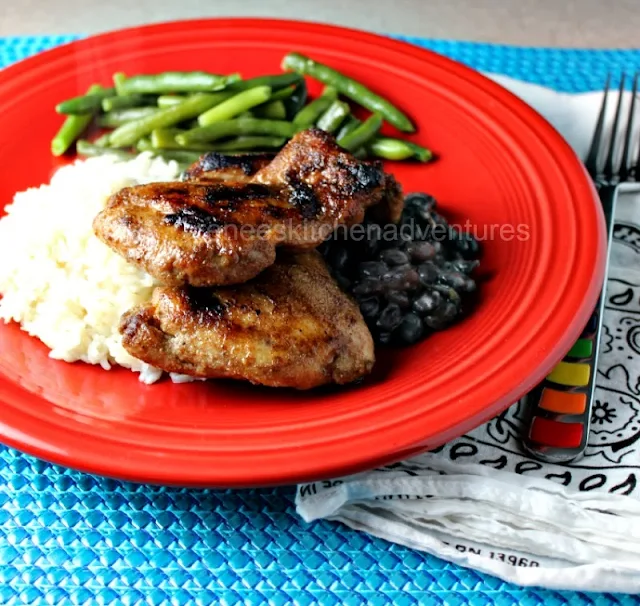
{"left": 119, "top": 251, "right": 376, "bottom": 389}
{"left": 93, "top": 128, "right": 404, "bottom": 287}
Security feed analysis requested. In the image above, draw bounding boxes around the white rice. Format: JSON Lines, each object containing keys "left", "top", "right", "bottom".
{"left": 0, "top": 152, "right": 184, "bottom": 384}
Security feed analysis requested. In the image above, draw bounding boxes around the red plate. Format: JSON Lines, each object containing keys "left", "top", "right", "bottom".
{"left": 0, "top": 19, "right": 605, "bottom": 487}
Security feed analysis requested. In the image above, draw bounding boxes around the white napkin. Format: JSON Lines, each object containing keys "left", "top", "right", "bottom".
{"left": 296, "top": 75, "right": 640, "bottom": 593}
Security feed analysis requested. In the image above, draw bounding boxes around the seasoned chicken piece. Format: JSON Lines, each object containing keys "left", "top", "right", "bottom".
{"left": 119, "top": 251, "right": 375, "bottom": 389}
{"left": 94, "top": 129, "right": 402, "bottom": 287}
{"left": 254, "top": 128, "right": 404, "bottom": 224}
{"left": 181, "top": 152, "right": 273, "bottom": 183}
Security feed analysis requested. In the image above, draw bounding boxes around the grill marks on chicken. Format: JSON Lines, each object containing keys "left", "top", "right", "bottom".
{"left": 120, "top": 251, "right": 375, "bottom": 389}
{"left": 181, "top": 152, "right": 273, "bottom": 183}
{"left": 93, "top": 129, "right": 402, "bottom": 287}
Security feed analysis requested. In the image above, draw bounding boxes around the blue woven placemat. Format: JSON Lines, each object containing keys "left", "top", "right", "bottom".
{"left": 2, "top": 33, "right": 640, "bottom": 605}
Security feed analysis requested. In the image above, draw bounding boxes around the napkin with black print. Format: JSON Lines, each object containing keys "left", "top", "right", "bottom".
{"left": 296, "top": 76, "right": 640, "bottom": 593}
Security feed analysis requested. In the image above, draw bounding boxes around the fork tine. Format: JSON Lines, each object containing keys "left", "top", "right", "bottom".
{"left": 585, "top": 74, "right": 611, "bottom": 179}
{"left": 620, "top": 73, "right": 639, "bottom": 182}
{"left": 604, "top": 74, "right": 626, "bottom": 181}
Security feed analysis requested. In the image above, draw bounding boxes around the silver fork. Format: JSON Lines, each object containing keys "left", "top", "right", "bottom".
{"left": 522, "top": 74, "right": 639, "bottom": 464}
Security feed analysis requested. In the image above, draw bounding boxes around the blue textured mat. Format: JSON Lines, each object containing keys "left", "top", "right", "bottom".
{"left": 1, "top": 33, "right": 640, "bottom": 605}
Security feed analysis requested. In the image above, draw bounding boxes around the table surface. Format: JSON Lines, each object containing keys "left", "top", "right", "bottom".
{"left": 3, "top": 0, "right": 640, "bottom": 47}
{"left": 2, "top": 17, "right": 640, "bottom": 606}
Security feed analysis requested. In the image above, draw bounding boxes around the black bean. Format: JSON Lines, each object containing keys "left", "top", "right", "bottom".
{"left": 377, "top": 304, "right": 404, "bottom": 332}
{"left": 405, "top": 192, "right": 436, "bottom": 215}
{"left": 453, "top": 231, "right": 480, "bottom": 258}
{"left": 329, "top": 247, "right": 351, "bottom": 273}
{"left": 353, "top": 279, "right": 381, "bottom": 296}
{"left": 358, "top": 261, "right": 387, "bottom": 279}
{"left": 387, "top": 291, "right": 410, "bottom": 308}
{"left": 438, "top": 271, "right": 475, "bottom": 292}
{"left": 335, "top": 274, "right": 352, "bottom": 291}
{"left": 381, "top": 267, "right": 420, "bottom": 291}
{"left": 396, "top": 313, "right": 424, "bottom": 345}
{"left": 417, "top": 262, "right": 439, "bottom": 286}
{"left": 377, "top": 331, "right": 393, "bottom": 345}
{"left": 412, "top": 290, "right": 441, "bottom": 315}
{"left": 380, "top": 249, "right": 409, "bottom": 266}
{"left": 449, "top": 259, "right": 480, "bottom": 274}
{"left": 407, "top": 241, "right": 436, "bottom": 262}
{"left": 359, "top": 297, "right": 380, "bottom": 320}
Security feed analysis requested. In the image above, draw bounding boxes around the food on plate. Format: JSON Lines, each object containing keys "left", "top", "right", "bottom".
{"left": 0, "top": 153, "right": 179, "bottom": 384}
{"left": 93, "top": 129, "right": 403, "bottom": 287}
{"left": 0, "top": 54, "right": 481, "bottom": 390}
{"left": 51, "top": 54, "right": 431, "bottom": 164}
{"left": 120, "top": 250, "right": 375, "bottom": 389}
{"left": 281, "top": 52, "right": 415, "bottom": 133}
{"left": 321, "top": 193, "right": 480, "bottom": 346}
{"left": 180, "top": 151, "right": 274, "bottom": 183}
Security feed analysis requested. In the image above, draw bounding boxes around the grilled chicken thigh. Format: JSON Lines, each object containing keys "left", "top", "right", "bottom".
{"left": 181, "top": 152, "right": 273, "bottom": 183}
{"left": 119, "top": 251, "right": 375, "bottom": 389}
{"left": 94, "top": 129, "right": 402, "bottom": 287}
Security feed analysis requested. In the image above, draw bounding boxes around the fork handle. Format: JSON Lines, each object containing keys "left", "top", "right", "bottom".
{"left": 521, "top": 183, "right": 618, "bottom": 464}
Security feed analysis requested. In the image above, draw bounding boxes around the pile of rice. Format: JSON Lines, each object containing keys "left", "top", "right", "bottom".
{"left": 0, "top": 152, "right": 184, "bottom": 384}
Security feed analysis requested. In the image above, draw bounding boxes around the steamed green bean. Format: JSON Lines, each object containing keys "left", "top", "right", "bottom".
{"left": 337, "top": 113, "right": 383, "bottom": 151}
{"left": 51, "top": 84, "right": 103, "bottom": 155}
{"left": 108, "top": 93, "right": 231, "bottom": 147}
{"left": 102, "top": 94, "right": 153, "bottom": 112}
{"left": 292, "top": 86, "right": 337, "bottom": 129}
{"left": 76, "top": 139, "right": 134, "bottom": 160}
{"left": 368, "top": 137, "right": 433, "bottom": 162}
{"left": 316, "top": 100, "right": 350, "bottom": 133}
{"left": 97, "top": 107, "right": 161, "bottom": 128}
{"left": 282, "top": 52, "right": 415, "bottom": 132}
{"left": 197, "top": 86, "right": 273, "bottom": 127}
{"left": 210, "top": 136, "right": 286, "bottom": 152}
{"left": 253, "top": 100, "right": 287, "bottom": 120}
{"left": 56, "top": 86, "right": 115, "bottom": 115}
{"left": 114, "top": 71, "right": 240, "bottom": 94}
{"left": 177, "top": 118, "right": 296, "bottom": 145}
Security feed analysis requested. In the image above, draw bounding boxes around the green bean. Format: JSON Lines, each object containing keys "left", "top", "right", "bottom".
{"left": 113, "top": 71, "right": 241, "bottom": 94}
{"left": 337, "top": 113, "right": 383, "bottom": 152}
{"left": 51, "top": 84, "right": 103, "bottom": 156}
{"left": 177, "top": 118, "right": 296, "bottom": 145}
{"left": 157, "top": 95, "right": 187, "bottom": 108}
{"left": 151, "top": 128, "right": 192, "bottom": 149}
{"left": 102, "top": 94, "right": 154, "bottom": 112}
{"left": 136, "top": 137, "right": 153, "bottom": 152}
{"left": 55, "top": 86, "right": 115, "bottom": 115}
{"left": 282, "top": 52, "right": 415, "bottom": 133}
{"left": 97, "top": 107, "right": 161, "bottom": 128}
{"left": 149, "top": 128, "right": 213, "bottom": 152}
{"left": 336, "top": 116, "right": 361, "bottom": 140}
{"left": 283, "top": 80, "right": 308, "bottom": 120}
{"left": 267, "top": 86, "right": 296, "bottom": 102}
{"left": 197, "top": 86, "right": 273, "bottom": 127}
{"left": 368, "top": 137, "right": 433, "bottom": 162}
{"left": 149, "top": 149, "right": 203, "bottom": 165}
{"left": 113, "top": 72, "right": 127, "bottom": 95}
{"left": 76, "top": 140, "right": 134, "bottom": 160}
{"left": 292, "top": 86, "right": 337, "bottom": 129}
{"left": 253, "top": 100, "right": 287, "bottom": 120}
{"left": 210, "top": 136, "right": 286, "bottom": 152}
{"left": 93, "top": 133, "right": 111, "bottom": 147}
{"left": 108, "top": 93, "right": 231, "bottom": 148}
{"left": 316, "top": 100, "right": 350, "bottom": 133}
{"left": 227, "top": 73, "right": 302, "bottom": 92}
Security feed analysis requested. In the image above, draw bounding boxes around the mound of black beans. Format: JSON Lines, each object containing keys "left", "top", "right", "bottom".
{"left": 319, "top": 193, "right": 481, "bottom": 346}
